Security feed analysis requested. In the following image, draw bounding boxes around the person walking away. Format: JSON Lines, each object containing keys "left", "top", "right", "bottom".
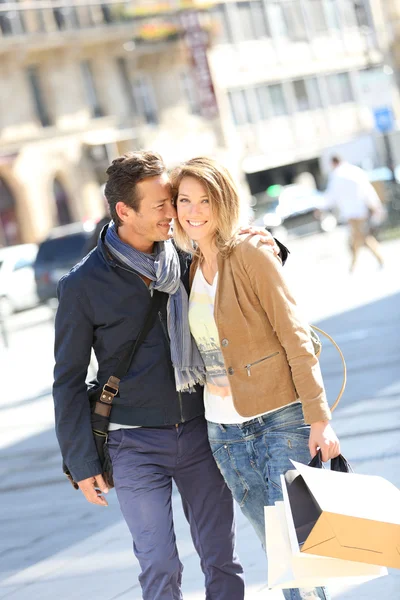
{"left": 325, "top": 155, "right": 384, "bottom": 272}
{"left": 172, "top": 157, "right": 341, "bottom": 600}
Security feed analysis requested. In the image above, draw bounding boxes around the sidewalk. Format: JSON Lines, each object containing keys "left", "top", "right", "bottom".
{"left": 1, "top": 390, "right": 399, "bottom": 600}
{"left": 1, "top": 232, "right": 399, "bottom": 599}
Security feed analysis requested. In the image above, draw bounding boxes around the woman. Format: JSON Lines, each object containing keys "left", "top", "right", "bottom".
{"left": 171, "top": 157, "right": 340, "bottom": 600}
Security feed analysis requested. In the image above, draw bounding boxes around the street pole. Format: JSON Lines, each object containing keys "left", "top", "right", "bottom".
{"left": 382, "top": 132, "right": 396, "bottom": 182}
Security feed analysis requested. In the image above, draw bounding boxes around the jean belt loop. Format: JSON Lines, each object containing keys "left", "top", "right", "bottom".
{"left": 258, "top": 416, "right": 264, "bottom": 425}
{"left": 218, "top": 423, "right": 226, "bottom": 432}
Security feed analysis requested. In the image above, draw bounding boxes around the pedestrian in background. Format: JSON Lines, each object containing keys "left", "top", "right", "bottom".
{"left": 325, "top": 155, "right": 385, "bottom": 272}
{"left": 172, "top": 156, "right": 340, "bottom": 600}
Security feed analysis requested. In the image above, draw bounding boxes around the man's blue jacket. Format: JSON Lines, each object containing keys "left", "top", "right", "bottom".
{"left": 53, "top": 227, "right": 204, "bottom": 482}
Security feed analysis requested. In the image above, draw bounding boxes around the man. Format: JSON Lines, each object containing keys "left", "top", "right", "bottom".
{"left": 325, "top": 155, "right": 385, "bottom": 272}
{"left": 53, "top": 151, "right": 286, "bottom": 600}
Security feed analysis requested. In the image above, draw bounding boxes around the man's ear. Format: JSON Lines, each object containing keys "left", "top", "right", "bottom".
{"left": 115, "top": 201, "right": 132, "bottom": 224}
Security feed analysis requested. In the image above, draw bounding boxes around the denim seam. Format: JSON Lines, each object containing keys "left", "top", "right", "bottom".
{"left": 266, "top": 419, "right": 307, "bottom": 431}
{"left": 221, "top": 446, "right": 250, "bottom": 507}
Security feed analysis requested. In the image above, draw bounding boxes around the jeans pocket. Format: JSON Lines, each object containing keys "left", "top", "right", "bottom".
{"left": 211, "top": 444, "right": 249, "bottom": 507}
{"left": 107, "top": 429, "right": 126, "bottom": 463}
{"left": 265, "top": 430, "right": 312, "bottom": 498}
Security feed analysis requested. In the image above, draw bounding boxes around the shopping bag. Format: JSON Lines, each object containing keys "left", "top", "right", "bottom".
{"left": 265, "top": 502, "right": 386, "bottom": 590}
{"left": 282, "top": 452, "right": 400, "bottom": 569}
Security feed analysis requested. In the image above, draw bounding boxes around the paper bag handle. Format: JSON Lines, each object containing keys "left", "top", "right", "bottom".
{"left": 309, "top": 450, "right": 353, "bottom": 473}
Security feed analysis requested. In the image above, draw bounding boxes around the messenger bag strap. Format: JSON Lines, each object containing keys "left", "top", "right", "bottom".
{"left": 94, "top": 290, "right": 164, "bottom": 417}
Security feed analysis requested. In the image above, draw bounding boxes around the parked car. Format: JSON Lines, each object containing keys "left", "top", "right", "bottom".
{"left": 252, "top": 184, "right": 337, "bottom": 241}
{"left": 34, "top": 222, "right": 95, "bottom": 303}
{"left": 0, "top": 243, "right": 39, "bottom": 317}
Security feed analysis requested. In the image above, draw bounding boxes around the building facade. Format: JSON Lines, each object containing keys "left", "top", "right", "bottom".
{"left": 0, "top": 1, "right": 229, "bottom": 246}
{"left": 203, "top": 0, "right": 390, "bottom": 199}
{"left": 1, "top": 0, "right": 398, "bottom": 246}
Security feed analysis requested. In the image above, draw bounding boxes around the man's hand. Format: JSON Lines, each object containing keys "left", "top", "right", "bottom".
{"left": 309, "top": 421, "right": 340, "bottom": 462}
{"left": 78, "top": 474, "right": 109, "bottom": 506}
{"left": 239, "top": 226, "right": 280, "bottom": 256}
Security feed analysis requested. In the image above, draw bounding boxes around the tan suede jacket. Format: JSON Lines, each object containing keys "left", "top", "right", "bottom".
{"left": 189, "top": 235, "right": 331, "bottom": 424}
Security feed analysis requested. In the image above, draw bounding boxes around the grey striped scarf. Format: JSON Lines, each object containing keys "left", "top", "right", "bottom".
{"left": 105, "top": 222, "right": 205, "bottom": 393}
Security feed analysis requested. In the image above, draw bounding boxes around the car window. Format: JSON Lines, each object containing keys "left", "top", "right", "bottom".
{"left": 13, "top": 257, "right": 34, "bottom": 271}
{"left": 36, "top": 233, "right": 89, "bottom": 264}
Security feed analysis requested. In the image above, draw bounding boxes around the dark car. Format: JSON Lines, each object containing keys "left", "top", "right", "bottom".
{"left": 34, "top": 222, "right": 95, "bottom": 303}
{"left": 252, "top": 184, "right": 337, "bottom": 242}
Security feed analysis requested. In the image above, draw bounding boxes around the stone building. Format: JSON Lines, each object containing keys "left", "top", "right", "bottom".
{"left": 0, "top": 1, "right": 227, "bottom": 245}
{"left": 203, "top": 0, "right": 396, "bottom": 196}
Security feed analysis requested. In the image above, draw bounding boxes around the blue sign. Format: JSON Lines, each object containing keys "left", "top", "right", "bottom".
{"left": 373, "top": 106, "right": 395, "bottom": 133}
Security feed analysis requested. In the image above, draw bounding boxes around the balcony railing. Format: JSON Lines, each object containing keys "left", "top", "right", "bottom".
{"left": 0, "top": 0, "right": 214, "bottom": 40}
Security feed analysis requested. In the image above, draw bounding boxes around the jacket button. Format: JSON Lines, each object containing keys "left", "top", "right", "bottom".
{"left": 221, "top": 338, "right": 229, "bottom": 347}
{"left": 228, "top": 367, "right": 234, "bottom": 375}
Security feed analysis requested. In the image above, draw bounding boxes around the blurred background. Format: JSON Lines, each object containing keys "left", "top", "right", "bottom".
{"left": 1, "top": 1, "right": 400, "bottom": 599}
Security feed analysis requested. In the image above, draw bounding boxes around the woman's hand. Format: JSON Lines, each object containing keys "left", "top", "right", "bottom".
{"left": 309, "top": 421, "right": 340, "bottom": 462}
{"left": 238, "top": 226, "right": 280, "bottom": 256}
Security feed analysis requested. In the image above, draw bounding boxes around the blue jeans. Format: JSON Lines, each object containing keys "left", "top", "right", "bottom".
{"left": 207, "top": 402, "right": 329, "bottom": 600}
{"left": 108, "top": 416, "right": 244, "bottom": 600}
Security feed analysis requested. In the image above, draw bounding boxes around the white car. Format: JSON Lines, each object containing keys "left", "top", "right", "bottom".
{"left": 0, "top": 244, "right": 39, "bottom": 317}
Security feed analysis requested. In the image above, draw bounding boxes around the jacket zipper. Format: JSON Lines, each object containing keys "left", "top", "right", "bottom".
{"left": 158, "top": 311, "right": 184, "bottom": 423}
{"left": 245, "top": 352, "right": 279, "bottom": 377}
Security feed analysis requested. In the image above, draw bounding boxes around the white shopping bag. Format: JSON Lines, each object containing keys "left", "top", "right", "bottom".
{"left": 265, "top": 502, "right": 387, "bottom": 590}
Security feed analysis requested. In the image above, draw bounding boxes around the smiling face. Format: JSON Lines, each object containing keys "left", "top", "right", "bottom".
{"left": 176, "top": 176, "right": 217, "bottom": 247}
{"left": 116, "top": 172, "right": 176, "bottom": 252}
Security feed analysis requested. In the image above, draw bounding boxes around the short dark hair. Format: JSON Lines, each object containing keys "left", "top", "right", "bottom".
{"left": 104, "top": 151, "right": 166, "bottom": 226}
{"left": 330, "top": 155, "right": 342, "bottom": 167}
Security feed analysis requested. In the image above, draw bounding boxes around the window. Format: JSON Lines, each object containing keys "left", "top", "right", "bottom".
{"left": 81, "top": 61, "right": 104, "bottom": 118}
{"left": 326, "top": 72, "right": 354, "bottom": 104}
{"left": 237, "top": 2, "right": 254, "bottom": 41}
{"left": 293, "top": 79, "right": 310, "bottom": 111}
{"left": 210, "top": 4, "right": 232, "bottom": 44}
{"left": 307, "top": 77, "right": 323, "bottom": 109}
{"left": 26, "top": 66, "right": 52, "bottom": 127}
{"left": 336, "top": 72, "right": 354, "bottom": 103}
{"left": 251, "top": 1, "right": 270, "bottom": 38}
{"left": 268, "top": 2, "right": 288, "bottom": 37}
{"left": 14, "top": 257, "right": 34, "bottom": 271}
{"left": 338, "top": 0, "right": 357, "bottom": 27}
{"left": 269, "top": 84, "right": 288, "bottom": 116}
{"left": 282, "top": 0, "right": 307, "bottom": 41}
{"left": 181, "top": 71, "right": 200, "bottom": 115}
{"left": 228, "top": 89, "right": 251, "bottom": 125}
{"left": 255, "top": 85, "right": 270, "bottom": 120}
{"left": 324, "top": 0, "right": 340, "bottom": 29}
{"left": 308, "top": 0, "right": 327, "bottom": 33}
{"left": 116, "top": 57, "right": 137, "bottom": 113}
{"left": 134, "top": 76, "right": 158, "bottom": 125}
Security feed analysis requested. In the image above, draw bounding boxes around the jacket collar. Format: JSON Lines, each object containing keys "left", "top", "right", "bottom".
{"left": 97, "top": 223, "right": 118, "bottom": 267}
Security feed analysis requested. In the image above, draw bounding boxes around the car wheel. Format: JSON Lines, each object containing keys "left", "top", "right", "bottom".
{"left": 320, "top": 213, "right": 337, "bottom": 233}
{"left": 0, "top": 296, "right": 13, "bottom": 319}
{"left": 272, "top": 226, "right": 288, "bottom": 244}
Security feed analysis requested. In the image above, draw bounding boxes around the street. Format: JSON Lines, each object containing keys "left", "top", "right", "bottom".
{"left": 0, "top": 227, "right": 399, "bottom": 600}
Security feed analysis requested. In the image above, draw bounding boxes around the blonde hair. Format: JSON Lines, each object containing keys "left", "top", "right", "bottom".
{"left": 171, "top": 157, "right": 241, "bottom": 258}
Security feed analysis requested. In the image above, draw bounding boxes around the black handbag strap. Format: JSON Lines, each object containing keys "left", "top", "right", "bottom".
{"left": 93, "top": 290, "right": 163, "bottom": 417}
{"left": 114, "top": 290, "right": 163, "bottom": 380}
{"left": 309, "top": 450, "right": 353, "bottom": 473}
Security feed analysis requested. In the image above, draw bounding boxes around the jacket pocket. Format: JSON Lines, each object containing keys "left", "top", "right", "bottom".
{"left": 244, "top": 351, "right": 279, "bottom": 377}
